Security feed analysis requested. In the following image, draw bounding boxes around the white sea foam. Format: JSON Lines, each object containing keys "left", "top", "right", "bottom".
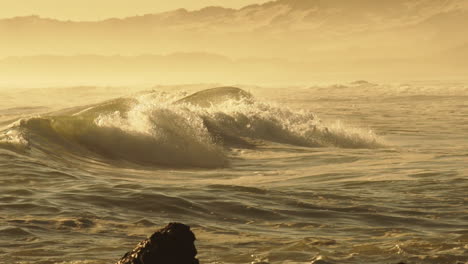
{"left": 0, "top": 87, "right": 384, "bottom": 167}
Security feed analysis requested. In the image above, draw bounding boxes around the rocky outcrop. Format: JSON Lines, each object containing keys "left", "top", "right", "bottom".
{"left": 116, "top": 222, "right": 199, "bottom": 264}
{"left": 116, "top": 223, "right": 415, "bottom": 264}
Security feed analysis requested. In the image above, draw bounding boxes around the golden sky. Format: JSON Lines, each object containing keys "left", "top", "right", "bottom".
{"left": 1, "top": 0, "right": 269, "bottom": 21}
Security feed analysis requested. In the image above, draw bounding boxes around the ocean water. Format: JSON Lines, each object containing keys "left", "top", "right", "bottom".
{"left": 0, "top": 82, "right": 467, "bottom": 264}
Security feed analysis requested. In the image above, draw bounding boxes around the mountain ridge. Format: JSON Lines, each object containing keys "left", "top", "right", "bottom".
{"left": 1, "top": 0, "right": 467, "bottom": 83}
{"left": 2, "top": 0, "right": 465, "bottom": 24}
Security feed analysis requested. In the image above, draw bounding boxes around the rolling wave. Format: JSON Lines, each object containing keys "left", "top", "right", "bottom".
{"left": 0, "top": 87, "right": 383, "bottom": 168}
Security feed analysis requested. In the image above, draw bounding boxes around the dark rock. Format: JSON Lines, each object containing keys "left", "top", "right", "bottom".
{"left": 116, "top": 222, "right": 199, "bottom": 264}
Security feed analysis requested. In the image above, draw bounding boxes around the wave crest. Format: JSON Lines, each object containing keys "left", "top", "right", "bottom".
{"left": 1, "top": 87, "right": 383, "bottom": 168}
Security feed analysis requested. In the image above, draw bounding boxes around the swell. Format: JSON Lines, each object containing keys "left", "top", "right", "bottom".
{"left": 0, "top": 87, "right": 383, "bottom": 168}
{"left": 2, "top": 115, "right": 227, "bottom": 168}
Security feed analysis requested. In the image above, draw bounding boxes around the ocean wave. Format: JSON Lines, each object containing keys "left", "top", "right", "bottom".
{"left": 0, "top": 87, "right": 383, "bottom": 168}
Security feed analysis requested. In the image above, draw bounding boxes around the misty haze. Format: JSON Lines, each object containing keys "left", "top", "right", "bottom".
{"left": 0, "top": 1, "right": 467, "bottom": 264}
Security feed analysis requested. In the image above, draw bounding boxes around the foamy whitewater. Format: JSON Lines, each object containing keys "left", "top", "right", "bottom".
{"left": 0, "top": 82, "right": 467, "bottom": 264}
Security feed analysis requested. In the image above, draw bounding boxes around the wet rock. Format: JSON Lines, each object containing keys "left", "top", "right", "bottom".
{"left": 116, "top": 222, "right": 199, "bottom": 264}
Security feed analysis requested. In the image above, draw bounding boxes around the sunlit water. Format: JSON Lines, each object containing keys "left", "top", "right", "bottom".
{"left": 1, "top": 81, "right": 467, "bottom": 264}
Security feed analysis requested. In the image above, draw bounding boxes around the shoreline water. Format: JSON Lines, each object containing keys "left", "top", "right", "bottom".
{"left": 1, "top": 82, "right": 467, "bottom": 264}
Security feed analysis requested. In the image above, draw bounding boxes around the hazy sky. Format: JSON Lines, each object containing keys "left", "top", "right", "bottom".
{"left": 1, "top": 0, "right": 270, "bottom": 21}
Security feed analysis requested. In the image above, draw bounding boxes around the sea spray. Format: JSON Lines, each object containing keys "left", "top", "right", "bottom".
{"left": 0, "top": 87, "right": 383, "bottom": 168}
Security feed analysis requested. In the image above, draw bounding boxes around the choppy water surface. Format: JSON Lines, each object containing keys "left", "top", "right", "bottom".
{"left": 0, "top": 82, "right": 467, "bottom": 264}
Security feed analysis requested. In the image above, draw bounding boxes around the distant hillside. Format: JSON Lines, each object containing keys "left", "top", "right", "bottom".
{"left": 0, "top": 0, "right": 467, "bottom": 60}
{"left": 1, "top": 0, "right": 467, "bottom": 84}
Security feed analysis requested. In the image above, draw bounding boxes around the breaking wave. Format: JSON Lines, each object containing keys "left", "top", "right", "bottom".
{"left": 0, "top": 87, "right": 383, "bottom": 168}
